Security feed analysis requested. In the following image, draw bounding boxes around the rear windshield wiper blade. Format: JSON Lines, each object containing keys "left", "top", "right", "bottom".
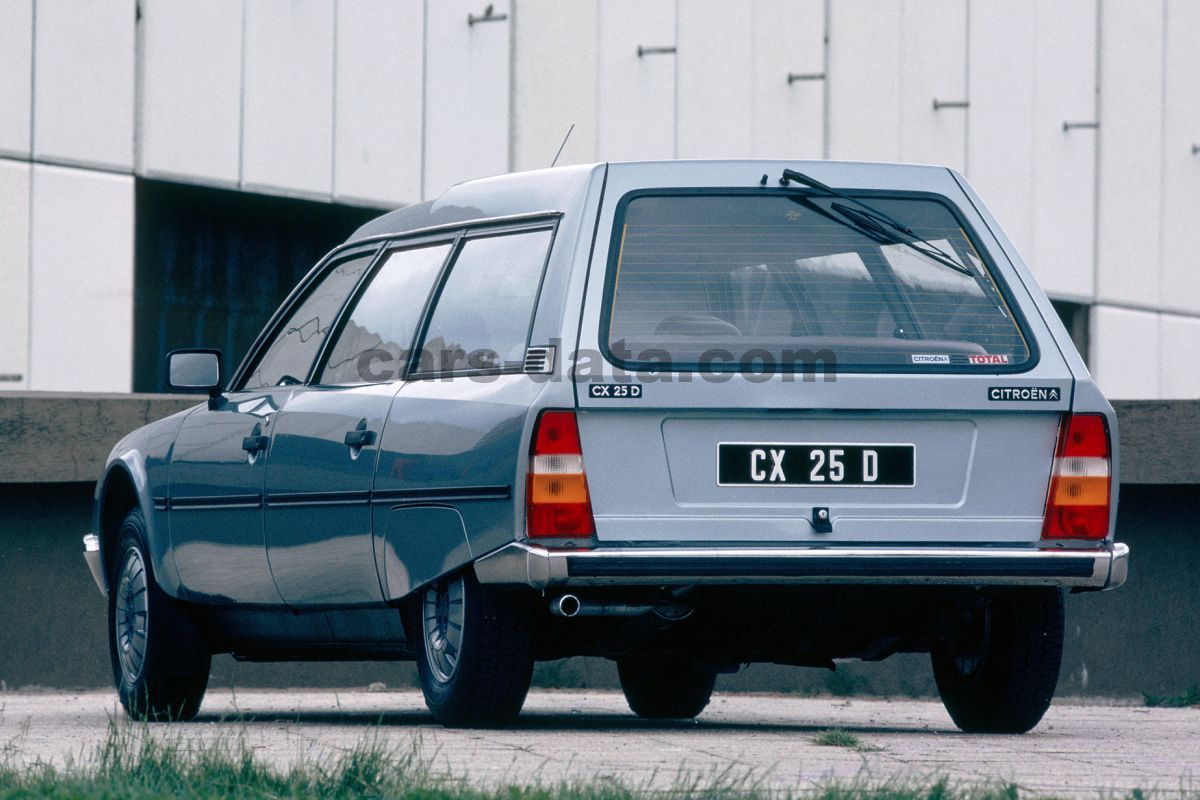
{"left": 778, "top": 168, "right": 975, "bottom": 277}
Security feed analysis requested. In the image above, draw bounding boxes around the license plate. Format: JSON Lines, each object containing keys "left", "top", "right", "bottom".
{"left": 717, "top": 443, "right": 915, "bottom": 487}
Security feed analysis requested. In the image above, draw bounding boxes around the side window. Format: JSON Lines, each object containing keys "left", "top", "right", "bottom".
{"left": 318, "top": 243, "right": 452, "bottom": 385}
{"left": 417, "top": 229, "right": 553, "bottom": 374}
{"left": 241, "top": 253, "right": 373, "bottom": 389}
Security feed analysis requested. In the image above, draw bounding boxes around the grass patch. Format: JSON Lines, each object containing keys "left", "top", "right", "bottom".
{"left": 1142, "top": 685, "right": 1200, "bottom": 708}
{"left": 812, "top": 729, "right": 867, "bottom": 749}
{"left": 0, "top": 719, "right": 1170, "bottom": 799}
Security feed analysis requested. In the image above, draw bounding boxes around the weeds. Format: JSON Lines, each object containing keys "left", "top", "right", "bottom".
{"left": 0, "top": 720, "right": 1171, "bottom": 799}
{"left": 812, "top": 729, "right": 867, "bottom": 749}
{"left": 1142, "top": 685, "right": 1200, "bottom": 708}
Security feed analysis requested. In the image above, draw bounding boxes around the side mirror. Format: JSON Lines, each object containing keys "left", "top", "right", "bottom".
{"left": 167, "top": 349, "right": 223, "bottom": 398}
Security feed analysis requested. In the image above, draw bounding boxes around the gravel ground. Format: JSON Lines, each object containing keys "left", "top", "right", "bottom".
{"left": 1, "top": 689, "right": 1194, "bottom": 796}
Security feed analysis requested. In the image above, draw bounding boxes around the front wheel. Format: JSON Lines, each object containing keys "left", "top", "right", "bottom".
{"left": 618, "top": 653, "right": 716, "bottom": 720}
{"left": 412, "top": 571, "right": 536, "bottom": 727}
{"left": 932, "top": 588, "right": 1064, "bottom": 734}
{"left": 108, "top": 508, "right": 211, "bottom": 721}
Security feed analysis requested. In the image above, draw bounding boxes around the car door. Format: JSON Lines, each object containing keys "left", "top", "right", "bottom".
{"left": 169, "top": 248, "right": 376, "bottom": 604}
{"left": 262, "top": 240, "right": 454, "bottom": 606}
{"left": 372, "top": 223, "right": 558, "bottom": 600}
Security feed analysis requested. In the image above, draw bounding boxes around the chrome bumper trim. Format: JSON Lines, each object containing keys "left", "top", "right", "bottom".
{"left": 83, "top": 534, "right": 107, "bottom": 597}
{"left": 475, "top": 542, "right": 1130, "bottom": 591}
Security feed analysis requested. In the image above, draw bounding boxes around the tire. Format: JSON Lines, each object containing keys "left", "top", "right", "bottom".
{"left": 617, "top": 653, "right": 716, "bottom": 720}
{"left": 412, "top": 570, "right": 536, "bottom": 727}
{"left": 108, "top": 508, "right": 211, "bottom": 722}
{"left": 931, "top": 588, "right": 1064, "bottom": 734}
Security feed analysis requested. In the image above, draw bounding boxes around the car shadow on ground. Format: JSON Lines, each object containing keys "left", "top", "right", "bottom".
{"left": 191, "top": 708, "right": 951, "bottom": 736}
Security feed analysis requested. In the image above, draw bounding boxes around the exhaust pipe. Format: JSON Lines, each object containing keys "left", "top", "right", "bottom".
{"left": 553, "top": 594, "right": 584, "bottom": 617}
{"left": 549, "top": 594, "right": 691, "bottom": 619}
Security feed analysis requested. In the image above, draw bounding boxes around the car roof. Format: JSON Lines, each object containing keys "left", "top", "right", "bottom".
{"left": 348, "top": 163, "right": 604, "bottom": 242}
{"left": 347, "top": 159, "right": 960, "bottom": 243}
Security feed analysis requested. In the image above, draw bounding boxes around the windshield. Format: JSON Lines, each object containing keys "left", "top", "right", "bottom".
{"left": 603, "top": 192, "right": 1032, "bottom": 373}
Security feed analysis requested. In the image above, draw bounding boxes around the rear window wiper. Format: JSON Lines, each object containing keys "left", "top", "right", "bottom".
{"left": 778, "top": 168, "right": 975, "bottom": 277}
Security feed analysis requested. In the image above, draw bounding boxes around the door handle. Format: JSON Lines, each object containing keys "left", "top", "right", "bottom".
{"left": 344, "top": 419, "right": 377, "bottom": 449}
{"left": 242, "top": 423, "right": 269, "bottom": 454}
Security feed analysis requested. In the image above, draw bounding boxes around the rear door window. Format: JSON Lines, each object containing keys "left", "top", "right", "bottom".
{"left": 317, "top": 242, "right": 452, "bottom": 384}
{"left": 415, "top": 228, "right": 554, "bottom": 375}
{"left": 603, "top": 193, "right": 1032, "bottom": 372}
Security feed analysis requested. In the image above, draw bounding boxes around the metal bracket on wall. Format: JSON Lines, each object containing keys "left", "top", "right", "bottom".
{"left": 932, "top": 99, "right": 969, "bottom": 110}
{"left": 637, "top": 45, "right": 676, "bottom": 57}
{"left": 787, "top": 72, "right": 825, "bottom": 85}
{"left": 468, "top": 4, "right": 507, "bottom": 26}
{"left": 1063, "top": 121, "right": 1100, "bottom": 133}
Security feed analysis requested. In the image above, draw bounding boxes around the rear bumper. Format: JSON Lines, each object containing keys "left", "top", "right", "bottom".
{"left": 474, "top": 541, "right": 1129, "bottom": 591}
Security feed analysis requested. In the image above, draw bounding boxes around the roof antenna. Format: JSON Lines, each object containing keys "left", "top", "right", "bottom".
{"left": 550, "top": 123, "right": 576, "bottom": 168}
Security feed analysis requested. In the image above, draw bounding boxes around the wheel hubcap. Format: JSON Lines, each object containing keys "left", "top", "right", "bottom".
{"left": 115, "top": 548, "right": 149, "bottom": 683}
{"left": 422, "top": 576, "right": 465, "bottom": 684}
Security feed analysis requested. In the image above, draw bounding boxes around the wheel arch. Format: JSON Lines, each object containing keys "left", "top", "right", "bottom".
{"left": 95, "top": 458, "right": 173, "bottom": 595}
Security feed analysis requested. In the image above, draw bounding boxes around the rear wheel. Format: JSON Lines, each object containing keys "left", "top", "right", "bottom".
{"left": 412, "top": 571, "right": 536, "bottom": 727}
{"left": 618, "top": 653, "right": 716, "bottom": 720}
{"left": 109, "top": 508, "right": 211, "bottom": 722}
{"left": 932, "top": 588, "right": 1064, "bottom": 734}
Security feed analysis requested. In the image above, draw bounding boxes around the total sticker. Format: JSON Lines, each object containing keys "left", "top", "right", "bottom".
{"left": 969, "top": 354, "right": 1010, "bottom": 365}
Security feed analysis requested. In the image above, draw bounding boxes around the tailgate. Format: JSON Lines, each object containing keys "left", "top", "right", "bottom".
{"left": 571, "top": 161, "right": 1074, "bottom": 546}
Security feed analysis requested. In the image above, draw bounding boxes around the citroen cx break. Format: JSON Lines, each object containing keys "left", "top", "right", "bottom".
{"left": 85, "top": 160, "right": 1128, "bottom": 733}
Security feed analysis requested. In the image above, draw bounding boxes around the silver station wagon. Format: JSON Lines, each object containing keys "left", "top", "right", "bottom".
{"left": 85, "top": 160, "right": 1128, "bottom": 733}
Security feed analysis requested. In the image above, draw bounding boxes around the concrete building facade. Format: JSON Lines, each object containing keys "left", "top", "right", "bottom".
{"left": 0, "top": 0, "right": 1197, "bottom": 398}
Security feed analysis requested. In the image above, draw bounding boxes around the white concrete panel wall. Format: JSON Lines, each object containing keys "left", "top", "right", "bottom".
{"left": 32, "top": 0, "right": 135, "bottom": 170}
{"left": 597, "top": 0, "right": 676, "bottom": 162}
{"left": 751, "top": 0, "right": 824, "bottom": 159}
{"left": 423, "top": 0, "right": 512, "bottom": 199}
{"left": 1089, "top": 305, "right": 1159, "bottom": 400}
{"left": 0, "top": 0, "right": 33, "bottom": 157}
{"left": 334, "top": 0, "right": 424, "bottom": 206}
{"left": 138, "top": 1, "right": 242, "bottom": 186}
{"left": 1159, "top": 314, "right": 1200, "bottom": 398}
{"left": 898, "top": 0, "right": 967, "bottom": 171}
{"left": 1095, "top": 0, "right": 1163, "bottom": 308}
{"left": 28, "top": 165, "right": 133, "bottom": 392}
{"left": 511, "top": 0, "right": 598, "bottom": 171}
{"left": 677, "top": 0, "right": 825, "bottom": 160}
{"left": 967, "top": 1, "right": 1098, "bottom": 302}
{"left": 0, "top": 159, "right": 31, "bottom": 390}
{"left": 966, "top": 0, "right": 1036, "bottom": 261}
{"left": 242, "top": 0, "right": 335, "bottom": 198}
{"left": 827, "top": 0, "right": 902, "bottom": 161}
{"left": 0, "top": 0, "right": 1197, "bottom": 397}
{"left": 1029, "top": 0, "right": 1097, "bottom": 301}
{"left": 1159, "top": 0, "right": 1200, "bottom": 316}
{"left": 676, "top": 0, "right": 754, "bottom": 159}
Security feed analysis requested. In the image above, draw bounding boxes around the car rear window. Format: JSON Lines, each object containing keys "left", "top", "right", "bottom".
{"left": 603, "top": 192, "right": 1032, "bottom": 373}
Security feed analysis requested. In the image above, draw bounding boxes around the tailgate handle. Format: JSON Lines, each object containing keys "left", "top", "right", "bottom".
{"left": 811, "top": 507, "right": 832, "bottom": 534}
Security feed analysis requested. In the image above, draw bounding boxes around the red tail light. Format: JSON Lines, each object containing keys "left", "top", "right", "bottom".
{"left": 1042, "top": 413, "right": 1111, "bottom": 540}
{"left": 527, "top": 410, "right": 595, "bottom": 539}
